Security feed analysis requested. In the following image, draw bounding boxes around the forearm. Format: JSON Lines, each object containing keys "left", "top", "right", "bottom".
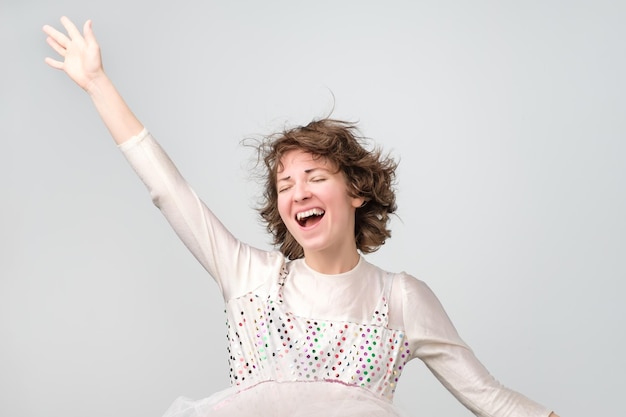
{"left": 402, "top": 277, "right": 555, "bottom": 417}
{"left": 87, "top": 73, "right": 143, "bottom": 145}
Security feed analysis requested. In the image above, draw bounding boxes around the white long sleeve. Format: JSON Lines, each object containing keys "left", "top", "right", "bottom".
{"left": 119, "top": 130, "right": 552, "bottom": 417}
{"left": 119, "top": 129, "right": 284, "bottom": 299}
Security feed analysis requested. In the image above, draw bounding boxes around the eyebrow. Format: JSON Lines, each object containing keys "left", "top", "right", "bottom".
{"left": 277, "top": 167, "right": 327, "bottom": 183}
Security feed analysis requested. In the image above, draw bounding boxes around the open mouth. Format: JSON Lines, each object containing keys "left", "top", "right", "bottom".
{"left": 296, "top": 208, "right": 325, "bottom": 227}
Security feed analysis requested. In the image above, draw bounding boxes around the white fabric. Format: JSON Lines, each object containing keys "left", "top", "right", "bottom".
{"left": 119, "top": 129, "right": 552, "bottom": 417}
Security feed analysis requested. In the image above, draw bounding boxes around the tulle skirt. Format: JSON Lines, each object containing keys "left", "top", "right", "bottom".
{"left": 162, "top": 380, "right": 407, "bottom": 417}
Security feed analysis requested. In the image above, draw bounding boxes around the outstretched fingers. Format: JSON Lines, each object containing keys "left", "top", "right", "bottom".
{"left": 60, "top": 15, "right": 83, "bottom": 42}
{"left": 43, "top": 25, "right": 66, "bottom": 69}
{"left": 42, "top": 16, "right": 90, "bottom": 71}
{"left": 45, "top": 34, "right": 66, "bottom": 58}
{"left": 42, "top": 23, "right": 70, "bottom": 50}
{"left": 42, "top": 16, "right": 105, "bottom": 91}
{"left": 42, "top": 16, "right": 87, "bottom": 60}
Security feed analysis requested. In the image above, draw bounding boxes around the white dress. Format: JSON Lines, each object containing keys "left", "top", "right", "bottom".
{"left": 119, "top": 129, "right": 552, "bottom": 417}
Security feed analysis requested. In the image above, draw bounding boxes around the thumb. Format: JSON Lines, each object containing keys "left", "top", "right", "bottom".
{"left": 83, "top": 19, "right": 96, "bottom": 43}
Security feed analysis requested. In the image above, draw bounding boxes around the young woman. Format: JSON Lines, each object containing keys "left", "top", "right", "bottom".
{"left": 43, "top": 16, "right": 559, "bottom": 417}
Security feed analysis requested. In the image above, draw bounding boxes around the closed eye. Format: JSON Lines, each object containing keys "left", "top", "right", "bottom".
{"left": 278, "top": 185, "right": 292, "bottom": 193}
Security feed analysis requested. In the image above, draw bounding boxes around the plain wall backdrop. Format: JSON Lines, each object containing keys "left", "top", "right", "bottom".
{"left": 1, "top": 1, "right": 625, "bottom": 416}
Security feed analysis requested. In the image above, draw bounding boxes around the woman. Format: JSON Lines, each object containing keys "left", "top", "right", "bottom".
{"left": 43, "top": 16, "right": 559, "bottom": 417}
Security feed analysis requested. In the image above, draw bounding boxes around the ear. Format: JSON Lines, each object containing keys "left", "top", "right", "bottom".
{"left": 351, "top": 196, "right": 366, "bottom": 208}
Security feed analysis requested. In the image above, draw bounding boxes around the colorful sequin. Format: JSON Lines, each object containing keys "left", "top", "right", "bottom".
{"left": 225, "top": 267, "right": 410, "bottom": 400}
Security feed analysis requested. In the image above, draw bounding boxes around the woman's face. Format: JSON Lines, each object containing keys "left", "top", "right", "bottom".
{"left": 276, "top": 149, "right": 364, "bottom": 259}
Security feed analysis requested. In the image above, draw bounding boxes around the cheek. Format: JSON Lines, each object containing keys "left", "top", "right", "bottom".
{"left": 276, "top": 195, "right": 290, "bottom": 222}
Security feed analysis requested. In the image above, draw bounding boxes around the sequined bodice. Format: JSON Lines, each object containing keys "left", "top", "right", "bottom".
{"left": 225, "top": 268, "right": 410, "bottom": 400}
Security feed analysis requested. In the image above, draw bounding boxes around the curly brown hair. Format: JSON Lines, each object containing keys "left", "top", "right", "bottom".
{"left": 252, "top": 118, "right": 398, "bottom": 260}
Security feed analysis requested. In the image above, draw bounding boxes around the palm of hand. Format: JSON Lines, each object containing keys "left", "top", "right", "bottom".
{"left": 43, "top": 17, "right": 104, "bottom": 91}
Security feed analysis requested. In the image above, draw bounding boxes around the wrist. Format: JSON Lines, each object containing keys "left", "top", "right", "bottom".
{"left": 84, "top": 70, "right": 110, "bottom": 96}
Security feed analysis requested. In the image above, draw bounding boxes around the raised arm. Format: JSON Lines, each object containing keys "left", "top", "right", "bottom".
{"left": 43, "top": 16, "right": 282, "bottom": 298}
{"left": 43, "top": 16, "right": 143, "bottom": 144}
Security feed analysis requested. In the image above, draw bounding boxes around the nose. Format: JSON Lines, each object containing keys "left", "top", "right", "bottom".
{"left": 293, "top": 182, "right": 311, "bottom": 202}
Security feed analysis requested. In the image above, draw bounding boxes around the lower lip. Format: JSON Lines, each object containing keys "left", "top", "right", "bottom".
{"left": 297, "top": 216, "right": 323, "bottom": 230}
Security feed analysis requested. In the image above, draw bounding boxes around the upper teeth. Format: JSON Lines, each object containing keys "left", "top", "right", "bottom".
{"left": 296, "top": 209, "right": 325, "bottom": 221}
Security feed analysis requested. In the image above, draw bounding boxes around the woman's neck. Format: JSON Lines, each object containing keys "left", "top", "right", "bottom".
{"left": 303, "top": 249, "right": 361, "bottom": 275}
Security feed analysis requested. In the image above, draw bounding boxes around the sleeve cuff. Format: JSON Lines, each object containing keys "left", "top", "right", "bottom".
{"left": 117, "top": 128, "right": 149, "bottom": 152}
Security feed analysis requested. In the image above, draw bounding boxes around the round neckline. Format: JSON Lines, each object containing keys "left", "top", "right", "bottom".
{"left": 300, "top": 255, "right": 364, "bottom": 279}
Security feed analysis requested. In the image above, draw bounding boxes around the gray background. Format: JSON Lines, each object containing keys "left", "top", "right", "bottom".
{"left": 2, "top": 1, "right": 625, "bottom": 416}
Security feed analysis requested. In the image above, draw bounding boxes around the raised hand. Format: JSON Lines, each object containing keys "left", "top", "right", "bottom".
{"left": 42, "top": 17, "right": 143, "bottom": 143}
{"left": 43, "top": 16, "right": 104, "bottom": 92}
